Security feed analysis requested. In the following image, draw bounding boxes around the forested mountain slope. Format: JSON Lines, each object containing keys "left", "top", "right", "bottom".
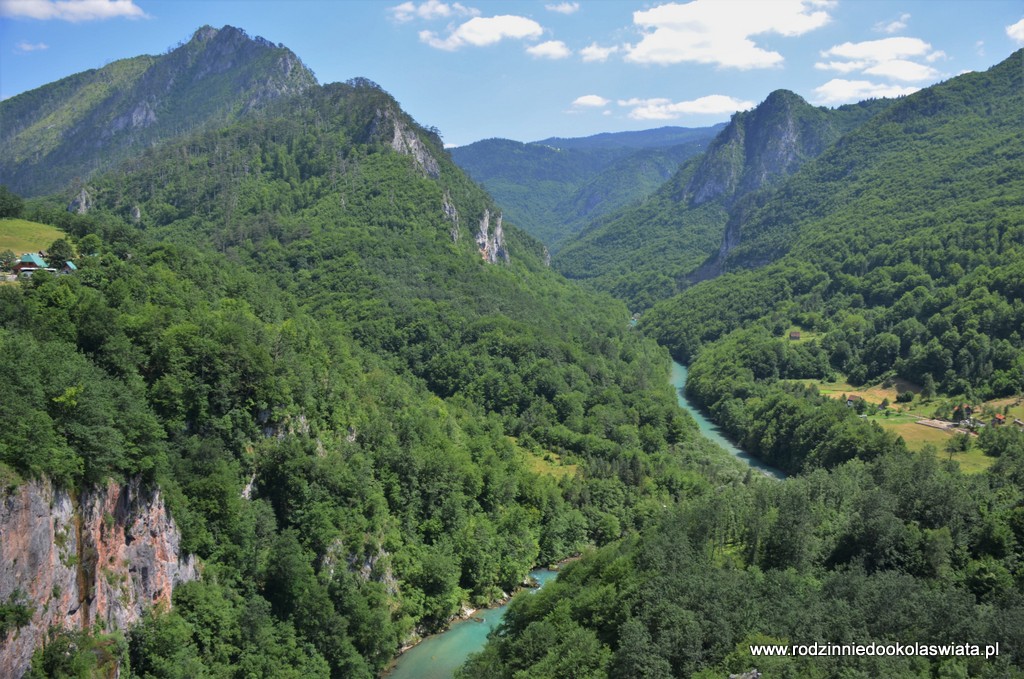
{"left": 644, "top": 49, "right": 1024, "bottom": 399}
{"left": 0, "top": 44, "right": 742, "bottom": 677}
{"left": 457, "top": 50, "right": 1024, "bottom": 679}
{"left": 554, "top": 91, "right": 890, "bottom": 309}
{"left": 0, "top": 25, "right": 315, "bottom": 197}
{"left": 450, "top": 125, "right": 721, "bottom": 247}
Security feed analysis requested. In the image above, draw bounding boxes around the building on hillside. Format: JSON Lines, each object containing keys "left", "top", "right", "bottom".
{"left": 789, "top": 331, "right": 801, "bottom": 340}
{"left": 61, "top": 261, "right": 78, "bottom": 274}
{"left": 12, "top": 252, "right": 47, "bottom": 275}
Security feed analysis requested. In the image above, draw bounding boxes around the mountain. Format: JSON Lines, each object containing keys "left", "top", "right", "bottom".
{"left": 0, "top": 30, "right": 738, "bottom": 679}
{"left": 5, "top": 26, "right": 1024, "bottom": 679}
{"left": 553, "top": 91, "right": 891, "bottom": 309}
{"left": 0, "top": 25, "right": 315, "bottom": 197}
{"left": 683, "top": 89, "right": 881, "bottom": 207}
{"left": 533, "top": 125, "right": 725, "bottom": 151}
{"left": 450, "top": 125, "right": 722, "bottom": 247}
{"left": 644, "top": 48, "right": 1024, "bottom": 390}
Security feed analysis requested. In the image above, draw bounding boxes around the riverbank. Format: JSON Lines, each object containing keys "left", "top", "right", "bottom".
{"left": 383, "top": 568, "right": 558, "bottom": 679}
{"left": 669, "top": 360, "right": 786, "bottom": 480}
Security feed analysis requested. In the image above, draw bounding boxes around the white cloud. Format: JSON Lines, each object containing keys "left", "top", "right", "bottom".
{"left": 545, "top": 2, "right": 579, "bottom": 14}
{"left": 527, "top": 40, "right": 571, "bottom": 59}
{"left": 619, "top": 94, "right": 755, "bottom": 120}
{"left": 1008, "top": 18, "right": 1024, "bottom": 44}
{"left": 822, "top": 36, "right": 932, "bottom": 61}
{"left": 420, "top": 15, "right": 543, "bottom": 50}
{"left": 573, "top": 94, "right": 610, "bottom": 107}
{"left": 625, "top": 0, "right": 832, "bottom": 69}
{"left": 0, "top": 0, "right": 146, "bottom": 21}
{"left": 580, "top": 42, "right": 619, "bottom": 62}
{"left": 390, "top": 1, "right": 478, "bottom": 22}
{"left": 813, "top": 78, "right": 918, "bottom": 105}
{"left": 815, "top": 37, "right": 943, "bottom": 94}
{"left": 863, "top": 58, "right": 937, "bottom": 82}
{"left": 874, "top": 12, "right": 910, "bottom": 34}
{"left": 814, "top": 59, "right": 868, "bottom": 73}
{"left": 15, "top": 40, "right": 48, "bottom": 51}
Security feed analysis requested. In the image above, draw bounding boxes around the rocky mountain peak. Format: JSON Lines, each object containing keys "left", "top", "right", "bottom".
{"left": 190, "top": 24, "right": 220, "bottom": 44}
{"left": 0, "top": 25, "right": 316, "bottom": 197}
{"left": 685, "top": 89, "right": 833, "bottom": 207}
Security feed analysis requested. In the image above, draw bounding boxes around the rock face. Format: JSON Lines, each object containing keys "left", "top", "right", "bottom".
{"left": 685, "top": 90, "right": 836, "bottom": 207}
{"left": 442, "top": 189, "right": 460, "bottom": 242}
{"left": 684, "top": 90, "right": 881, "bottom": 281}
{"left": 0, "top": 477, "right": 197, "bottom": 679}
{"left": 67, "top": 187, "right": 92, "bottom": 215}
{"left": 371, "top": 106, "right": 441, "bottom": 179}
{"left": 475, "top": 209, "right": 509, "bottom": 264}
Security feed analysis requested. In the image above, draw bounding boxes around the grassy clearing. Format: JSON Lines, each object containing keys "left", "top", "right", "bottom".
{"left": 986, "top": 397, "right": 1024, "bottom": 422}
{"left": 796, "top": 376, "right": 920, "bottom": 408}
{"left": 0, "top": 218, "right": 64, "bottom": 253}
{"left": 791, "top": 376, "right": 1000, "bottom": 473}
{"left": 783, "top": 326, "right": 824, "bottom": 344}
{"left": 869, "top": 418, "right": 994, "bottom": 473}
{"left": 935, "top": 446, "right": 995, "bottom": 474}
{"left": 513, "top": 439, "right": 579, "bottom": 481}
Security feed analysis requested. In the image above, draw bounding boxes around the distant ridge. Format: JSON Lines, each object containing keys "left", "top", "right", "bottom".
{"left": 450, "top": 124, "right": 722, "bottom": 246}
{"left": 533, "top": 125, "right": 727, "bottom": 151}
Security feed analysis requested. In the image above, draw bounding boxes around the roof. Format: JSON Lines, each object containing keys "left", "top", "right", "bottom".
{"left": 19, "top": 253, "right": 46, "bottom": 267}
{"left": 63, "top": 261, "right": 77, "bottom": 271}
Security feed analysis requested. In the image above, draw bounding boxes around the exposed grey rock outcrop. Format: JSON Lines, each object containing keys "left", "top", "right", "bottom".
{"left": 371, "top": 107, "right": 441, "bottom": 179}
{"left": 0, "top": 477, "right": 197, "bottom": 679}
{"left": 685, "top": 90, "right": 835, "bottom": 208}
{"left": 442, "top": 189, "right": 460, "bottom": 242}
{"left": 475, "top": 208, "right": 509, "bottom": 264}
{"left": 67, "top": 187, "right": 92, "bottom": 214}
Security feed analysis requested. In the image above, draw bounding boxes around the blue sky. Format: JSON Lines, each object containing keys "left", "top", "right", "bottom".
{"left": 2, "top": 0, "right": 1023, "bottom": 146}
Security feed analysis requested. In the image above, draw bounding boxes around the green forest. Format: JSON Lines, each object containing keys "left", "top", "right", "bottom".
{"left": 0, "top": 77, "right": 746, "bottom": 678}
{"left": 449, "top": 50, "right": 1024, "bottom": 679}
{"left": 2, "top": 23, "right": 1024, "bottom": 679}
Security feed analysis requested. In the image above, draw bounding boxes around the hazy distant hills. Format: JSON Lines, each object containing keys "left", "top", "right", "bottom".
{"left": 450, "top": 125, "right": 723, "bottom": 247}
{"left": 0, "top": 25, "right": 315, "bottom": 197}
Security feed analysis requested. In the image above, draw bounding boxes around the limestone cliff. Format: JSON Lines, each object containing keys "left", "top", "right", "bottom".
{"left": 0, "top": 477, "right": 197, "bottom": 678}
{"left": 370, "top": 106, "right": 442, "bottom": 179}
{"left": 685, "top": 90, "right": 837, "bottom": 208}
{"left": 475, "top": 209, "right": 509, "bottom": 264}
{"left": 442, "top": 189, "right": 460, "bottom": 242}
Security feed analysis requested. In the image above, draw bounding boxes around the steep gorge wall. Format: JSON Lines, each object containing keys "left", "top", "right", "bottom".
{"left": 0, "top": 477, "right": 197, "bottom": 678}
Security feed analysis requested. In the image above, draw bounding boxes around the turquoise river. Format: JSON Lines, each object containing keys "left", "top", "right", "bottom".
{"left": 385, "top": 569, "right": 558, "bottom": 679}
{"left": 670, "top": 360, "right": 786, "bottom": 480}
